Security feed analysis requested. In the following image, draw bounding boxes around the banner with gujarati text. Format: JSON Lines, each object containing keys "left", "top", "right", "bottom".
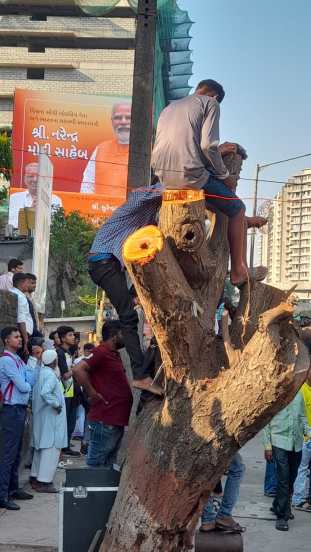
{"left": 11, "top": 89, "right": 132, "bottom": 227}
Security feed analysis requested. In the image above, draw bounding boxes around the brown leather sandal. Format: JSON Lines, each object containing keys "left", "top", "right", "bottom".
{"left": 215, "top": 518, "right": 246, "bottom": 533}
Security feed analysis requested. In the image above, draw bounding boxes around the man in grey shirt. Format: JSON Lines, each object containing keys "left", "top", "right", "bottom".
{"left": 152, "top": 79, "right": 266, "bottom": 287}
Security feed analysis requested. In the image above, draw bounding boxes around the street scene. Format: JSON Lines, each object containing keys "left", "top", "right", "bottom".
{"left": 0, "top": 1, "right": 311, "bottom": 551}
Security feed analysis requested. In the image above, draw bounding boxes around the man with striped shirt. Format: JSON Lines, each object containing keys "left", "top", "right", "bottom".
{"left": 88, "top": 184, "right": 163, "bottom": 397}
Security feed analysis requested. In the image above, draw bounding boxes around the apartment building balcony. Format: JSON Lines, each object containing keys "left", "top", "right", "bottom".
{"left": 0, "top": 29, "right": 135, "bottom": 49}
{"left": 0, "top": 2, "right": 133, "bottom": 18}
{"left": 0, "top": 15, "right": 135, "bottom": 35}
{"left": 0, "top": 60, "right": 78, "bottom": 69}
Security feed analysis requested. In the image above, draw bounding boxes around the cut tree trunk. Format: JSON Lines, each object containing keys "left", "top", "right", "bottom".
{"left": 101, "top": 153, "right": 310, "bottom": 552}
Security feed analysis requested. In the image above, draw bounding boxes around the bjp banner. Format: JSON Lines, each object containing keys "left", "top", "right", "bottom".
{"left": 10, "top": 89, "right": 132, "bottom": 228}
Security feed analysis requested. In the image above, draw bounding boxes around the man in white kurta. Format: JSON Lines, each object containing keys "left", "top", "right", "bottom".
{"left": 31, "top": 350, "right": 67, "bottom": 493}
{"left": 9, "top": 162, "right": 62, "bottom": 228}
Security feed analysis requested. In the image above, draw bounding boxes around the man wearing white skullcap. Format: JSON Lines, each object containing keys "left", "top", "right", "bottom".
{"left": 30, "top": 349, "right": 67, "bottom": 493}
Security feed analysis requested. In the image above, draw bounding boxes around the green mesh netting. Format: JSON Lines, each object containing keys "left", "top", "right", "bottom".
{"left": 76, "top": 0, "right": 171, "bottom": 17}
{"left": 156, "top": 2, "right": 193, "bottom": 107}
{"left": 75, "top": 0, "right": 121, "bottom": 16}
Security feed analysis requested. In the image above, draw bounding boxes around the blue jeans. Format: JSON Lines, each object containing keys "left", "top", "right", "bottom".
{"left": 202, "top": 175, "right": 245, "bottom": 218}
{"left": 264, "top": 460, "right": 277, "bottom": 494}
{"left": 202, "top": 453, "right": 245, "bottom": 523}
{"left": 87, "top": 421, "right": 124, "bottom": 467}
{"left": 292, "top": 440, "right": 311, "bottom": 505}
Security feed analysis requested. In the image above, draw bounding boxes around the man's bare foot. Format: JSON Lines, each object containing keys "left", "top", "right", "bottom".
{"left": 200, "top": 521, "right": 216, "bottom": 532}
{"left": 231, "top": 265, "right": 268, "bottom": 287}
{"left": 133, "top": 377, "right": 164, "bottom": 396}
{"left": 246, "top": 216, "right": 268, "bottom": 228}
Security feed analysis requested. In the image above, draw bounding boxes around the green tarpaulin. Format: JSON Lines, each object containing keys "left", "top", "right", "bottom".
{"left": 76, "top": 1, "right": 193, "bottom": 118}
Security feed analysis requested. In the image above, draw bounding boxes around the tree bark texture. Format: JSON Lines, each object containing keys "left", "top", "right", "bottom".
{"left": 101, "top": 153, "right": 310, "bottom": 552}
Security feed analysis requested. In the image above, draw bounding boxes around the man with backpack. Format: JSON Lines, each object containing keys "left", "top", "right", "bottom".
{"left": 0, "top": 327, "right": 34, "bottom": 510}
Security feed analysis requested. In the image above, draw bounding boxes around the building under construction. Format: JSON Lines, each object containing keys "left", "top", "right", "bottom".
{"left": 0, "top": 0, "right": 194, "bottom": 130}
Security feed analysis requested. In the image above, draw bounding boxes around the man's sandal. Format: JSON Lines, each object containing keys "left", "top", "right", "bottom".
{"left": 293, "top": 502, "right": 311, "bottom": 512}
{"left": 215, "top": 519, "right": 246, "bottom": 533}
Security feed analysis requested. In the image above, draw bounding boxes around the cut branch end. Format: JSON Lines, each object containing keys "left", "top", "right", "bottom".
{"left": 123, "top": 225, "right": 164, "bottom": 265}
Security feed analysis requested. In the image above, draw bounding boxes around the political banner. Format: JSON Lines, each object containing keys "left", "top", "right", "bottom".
{"left": 10, "top": 89, "right": 132, "bottom": 227}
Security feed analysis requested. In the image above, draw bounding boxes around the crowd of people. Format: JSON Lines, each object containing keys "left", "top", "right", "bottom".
{"left": 0, "top": 78, "right": 311, "bottom": 539}
{"left": 0, "top": 284, "right": 310, "bottom": 534}
{"left": 0, "top": 318, "right": 135, "bottom": 510}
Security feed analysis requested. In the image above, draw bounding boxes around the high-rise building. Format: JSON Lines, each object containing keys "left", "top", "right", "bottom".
{"left": 0, "top": 1, "right": 194, "bottom": 131}
{"left": 0, "top": 1, "right": 135, "bottom": 129}
{"left": 261, "top": 168, "right": 311, "bottom": 298}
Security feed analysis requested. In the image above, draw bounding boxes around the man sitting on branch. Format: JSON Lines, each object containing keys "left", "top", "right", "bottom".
{"left": 152, "top": 78, "right": 266, "bottom": 287}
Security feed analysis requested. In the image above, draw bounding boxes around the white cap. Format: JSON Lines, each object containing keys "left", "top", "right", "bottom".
{"left": 42, "top": 349, "right": 58, "bottom": 366}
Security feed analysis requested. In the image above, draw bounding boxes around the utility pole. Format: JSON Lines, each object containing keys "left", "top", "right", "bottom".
{"left": 249, "top": 163, "right": 260, "bottom": 268}
{"left": 127, "top": 0, "right": 157, "bottom": 190}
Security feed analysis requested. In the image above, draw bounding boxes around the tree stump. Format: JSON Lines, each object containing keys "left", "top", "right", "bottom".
{"left": 100, "top": 153, "right": 309, "bottom": 552}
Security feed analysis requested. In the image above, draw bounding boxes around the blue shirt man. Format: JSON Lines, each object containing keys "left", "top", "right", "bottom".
{"left": 0, "top": 326, "right": 34, "bottom": 510}
{"left": 0, "top": 351, "right": 33, "bottom": 405}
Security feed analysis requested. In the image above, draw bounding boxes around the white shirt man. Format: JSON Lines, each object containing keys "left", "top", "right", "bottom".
{"left": 11, "top": 286, "right": 33, "bottom": 336}
{"left": 9, "top": 161, "right": 62, "bottom": 228}
{"left": 10, "top": 274, "right": 34, "bottom": 344}
{"left": 9, "top": 190, "right": 62, "bottom": 229}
